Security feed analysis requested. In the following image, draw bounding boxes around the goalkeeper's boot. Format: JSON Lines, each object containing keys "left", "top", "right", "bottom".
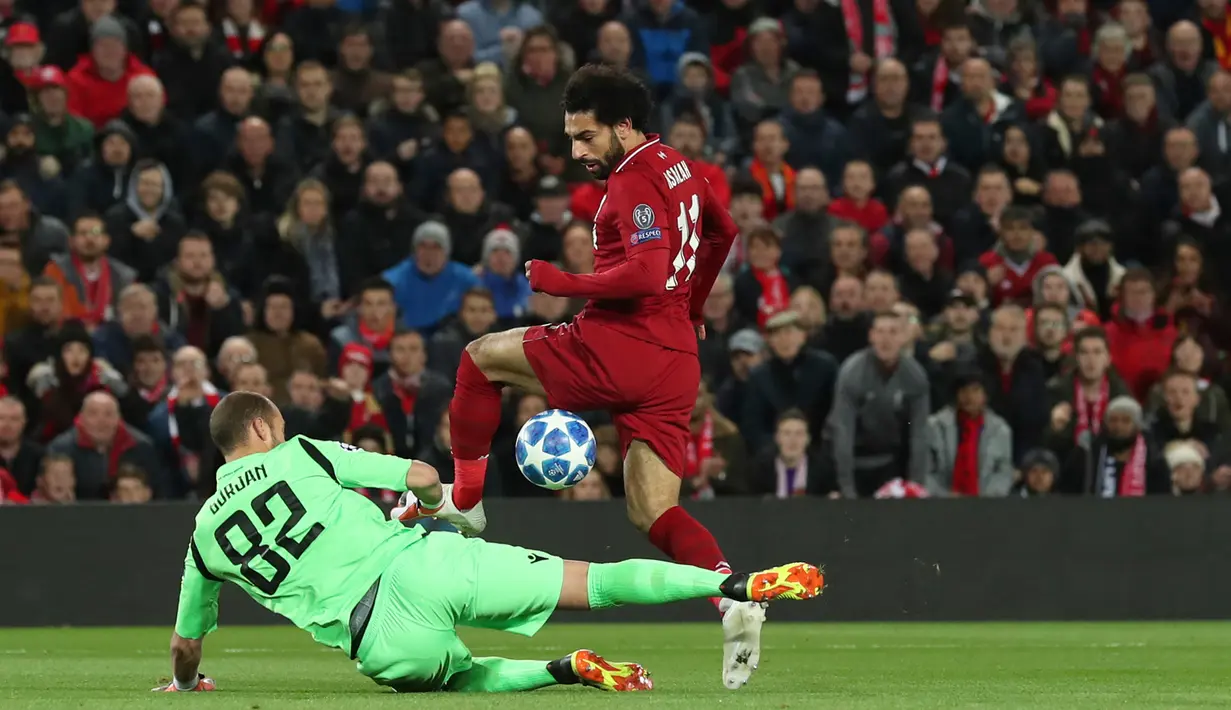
{"left": 721, "top": 562, "right": 826, "bottom": 603}
{"left": 549, "top": 650, "right": 653, "bottom": 691}
{"left": 152, "top": 674, "right": 216, "bottom": 692}
{"left": 392, "top": 483, "right": 487, "bottom": 536}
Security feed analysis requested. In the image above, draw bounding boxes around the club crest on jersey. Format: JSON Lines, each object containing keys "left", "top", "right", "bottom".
{"left": 632, "top": 204, "right": 655, "bottom": 230}
{"left": 630, "top": 227, "right": 662, "bottom": 245}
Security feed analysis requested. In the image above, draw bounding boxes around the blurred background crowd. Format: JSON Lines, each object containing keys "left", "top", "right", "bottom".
{"left": 0, "top": 0, "right": 1225, "bottom": 505}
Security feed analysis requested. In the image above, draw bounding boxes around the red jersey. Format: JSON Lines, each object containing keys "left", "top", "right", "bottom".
{"left": 530, "top": 135, "right": 739, "bottom": 354}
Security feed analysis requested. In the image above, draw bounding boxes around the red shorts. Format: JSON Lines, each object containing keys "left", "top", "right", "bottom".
{"left": 522, "top": 319, "right": 699, "bottom": 476}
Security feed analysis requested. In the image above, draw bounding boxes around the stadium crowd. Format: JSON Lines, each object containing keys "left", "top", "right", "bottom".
{"left": 0, "top": 0, "right": 1226, "bottom": 504}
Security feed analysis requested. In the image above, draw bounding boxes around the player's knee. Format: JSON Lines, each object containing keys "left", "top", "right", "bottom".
{"left": 464, "top": 333, "right": 502, "bottom": 374}
{"left": 625, "top": 494, "right": 672, "bottom": 534}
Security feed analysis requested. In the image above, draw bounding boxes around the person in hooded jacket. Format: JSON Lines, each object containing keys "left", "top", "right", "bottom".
{"left": 25, "top": 320, "right": 128, "bottom": 443}
{"left": 1024, "top": 265, "right": 1101, "bottom": 346}
{"left": 658, "top": 52, "right": 738, "bottom": 159}
{"left": 104, "top": 159, "right": 187, "bottom": 283}
{"left": 68, "top": 119, "right": 135, "bottom": 217}
{"left": 247, "top": 275, "right": 327, "bottom": 404}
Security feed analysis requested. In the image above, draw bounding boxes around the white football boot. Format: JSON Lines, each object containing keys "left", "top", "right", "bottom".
{"left": 392, "top": 483, "right": 487, "bottom": 536}
{"left": 721, "top": 601, "right": 767, "bottom": 690}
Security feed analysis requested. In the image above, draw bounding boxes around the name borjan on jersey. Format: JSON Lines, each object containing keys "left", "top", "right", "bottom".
{"left": 209, "top": 465, "right": 270, "bottom": 514}
{"left": 664, "top": 160, "right": 692, "bottom": 189}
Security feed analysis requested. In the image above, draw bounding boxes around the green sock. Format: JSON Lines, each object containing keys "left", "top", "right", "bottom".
{"left": 587, "top": 559, "right": 727, "bottom": 609}
{"left": 445, "top": 657, "right": 557, "bottom": 692}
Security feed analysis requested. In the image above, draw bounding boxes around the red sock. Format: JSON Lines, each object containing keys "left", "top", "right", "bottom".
{"left": 450, "top": 350, "right": 503, "bottom": 510}
{"left": 647, "top": 506, "right": 732, "bottom": 611}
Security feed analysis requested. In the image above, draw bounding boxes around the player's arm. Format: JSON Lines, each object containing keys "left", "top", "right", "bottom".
{"left": 688, "top": 178, "right": 740, "bottom": 326}
{"left": 157, "top": 542, "right": 220, "bottom": 692}
{"left": 297, "top": 436, "right": 441, "bottom": 501}
{"left": 527, "top": 179, "right": 672, "bottom": 299}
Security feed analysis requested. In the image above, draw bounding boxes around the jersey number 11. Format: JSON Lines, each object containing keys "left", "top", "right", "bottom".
{"left": 666, "top": 194, "right": 701, "bottom": 291}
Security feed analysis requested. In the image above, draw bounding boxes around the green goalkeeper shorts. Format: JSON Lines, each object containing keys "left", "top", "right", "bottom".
{"left": 354, "top": 531, "right": 564, "bottom": 691}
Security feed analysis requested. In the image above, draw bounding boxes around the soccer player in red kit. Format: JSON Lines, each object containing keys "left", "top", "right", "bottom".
{"left": 406, "top": 64, "right": 774, "bottom": 689}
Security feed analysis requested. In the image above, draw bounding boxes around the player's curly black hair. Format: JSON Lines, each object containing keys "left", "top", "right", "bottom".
{"left": 561, "top": 64, "right": 653, "bottom": 132}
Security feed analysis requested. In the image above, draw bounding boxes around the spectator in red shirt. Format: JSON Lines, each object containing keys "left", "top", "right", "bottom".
{"left": 1105, "top": 267, "right": 1177, "bottom": 401}
{"left": 1004, "top": 36, "right": 1056, "bottom": 121}
{"left": 979, "top": 205, "right": 1058, "bottom": 306}
{"left": 66, "top": 16, "right": 155, "bottom": 128}
{"left": 828, "top": 159, "right": 889, "bottom": 234}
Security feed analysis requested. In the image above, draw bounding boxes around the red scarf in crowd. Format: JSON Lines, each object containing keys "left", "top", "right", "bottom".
{"left": 139, "top": 371, "right": 169, "bottom": 404}
{"left": 1118, "top": 434, "right": 1147, "bottom": 496}
{"left": 347, "top": 391, "right": 389, "bottom": 432}
{"left": 0, "top": 467, "right": 26, "bottom": 505}
{"left": 167, "top": 382, "right": 222, "bottom": 469}
{"left": 1205, "top": 12, "right": 1231, "bottom": 70}
{"left": 75, "top": 415, "right": 138, "bottom": 480}
{"left": 72, "top": 253, "right": 113, "bottom": 328}
{"left": 952, "top": 411, "right": 983, "bottom": 496}
{"left": 221, "top": 18, "right": 266, "bottom": 59}
{"left": 390, "top": 372, "right": 420, "bottom": 415}
{"left": 930, "top": 56, "right": 953, "bottom": 112}
{"left": 359, "top": 320, "right": 394, "bottom": 351}
{"left": 748, "top": 159, "right": 796, "bottom": 219}
{"left": 684, "top": 411, "right": 714, "bottom": 478}
{"left": 1074, "top": 377, "right": 1109, "bottom": 445}
{"left": 1092, "top": 64, "right": 1126, "bottom": 117}
{"left": 842, "top": 0, "right": 896, "bottom": 102}
{"left": 752, "top": 267, "right": 790, "bottom": 328}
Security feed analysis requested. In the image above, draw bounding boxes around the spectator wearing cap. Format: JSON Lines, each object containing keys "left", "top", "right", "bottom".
{"left": 457, "top": 0, "right": 543, "bottom": 67}
{"left": 47, "top": 390, "right": 162, "bottom": 499}
{"left": 248, "top": 276, "right": 327, "bottom": 404}
{"left": 925, "top": 370, "right": 1014, "bottom": 497}
{"left": 660, "top": 53, "right": 738, "bottom": 160}
{"left": 1, "top": 21, "right": 43, "bottom": 112}
{"left": 68, "top": 119, "right": 134, "bottom": 217}
{"left": 93, "top": 282, "right": 185, "bottom": 377}
{"left": 47, "top": 1, "right": 145, "bottom": 72}
{"left": 65, "top": 15, "right": 155, "bottom": 128}
{"left": 977, "top": 304, "right": 1048, "bottom": 463}
{"left": 520, "top": 173, "right": 571, "bottom": 262}
{"left": 697, "top": 273, "right": 745, "bottom": 389}
{"left": 780, "top": 69, "right": 852, "bottom": 192}
{"left": 1058, "top": 394, "right": 1170, "bottom": 495}
{"left": 477, "top": 227, "right": 530, "bottom": 323}
{"left": 1106, "top": 267, "right": 1177, "bottom": 401}
{"left": 412, "top": 113, "right": 500, "bottom": 211}
{"left": 153, "top": 2, "right": 233, "bottom": 122}
{"left": 830, "top": 310, "right": 930, "bottom": 498}
{"left": 733, "top": 225, "right": 799, "bottom": 329}
{"left": 30, "top": 65, "right": 94, "bottom": 175}
{"left": 978, "top": 205, "right": 1058, "bottom": 308}
{"left": 1165, "top": 441, "right": 1208, "bottom": 495}
{"left": 715, "top": 326, "right": 761, "bottom": 424}
{"left": 371, "top": 328, "right": 451, "bottom": 459}
{"left": 338, "top": 161, "right": 427, "bottom": 297}
{"left": 1062, "top": 218, "right": 1124, "bottom": 321}
{"left": 276, "top": 61, "right": 345, "bottom": 174}
{"left": 923, "top": 288, "right": 983, "bottom": 406}
{"left": 729, "top": 18, "right": 795, "bottom": 129}
{"left": 383, "top": 220, "right": 479, "bottom": 334}
{"left": 1014, "top": 447, "right": 1060, "bottom": 496}
{"left": 742, "top": 309, "right": 838, "bottom": 457}
{"left": 337, "top": 341, "right": 390, "bottom": 448}
{"left": 437, "top": 167, "right": 515, "bottom": 267}
{"left": 330, "top": 24, "right": 392, "bottom": 119}
{"left": 1, "top": 113, "right": 69, "bottom": 219}
{"left": 429, "top": 286, "right": 497, "bottom": 382}
{"left": 105, "top": 159, "right": 187, "bottom": 283}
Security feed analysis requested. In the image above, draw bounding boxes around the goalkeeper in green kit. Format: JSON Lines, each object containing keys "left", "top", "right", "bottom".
{"left": 157, "top": 392, "right": 824, "bottom": 694}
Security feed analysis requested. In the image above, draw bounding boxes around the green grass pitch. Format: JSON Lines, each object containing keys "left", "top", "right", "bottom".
{"left": 4, "top": 622, "right": 1231, "bottom": 708}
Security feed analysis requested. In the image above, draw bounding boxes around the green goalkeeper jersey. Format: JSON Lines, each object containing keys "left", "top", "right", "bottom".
{"left": 174, "top": 436, "right": 423, "bottom": 651}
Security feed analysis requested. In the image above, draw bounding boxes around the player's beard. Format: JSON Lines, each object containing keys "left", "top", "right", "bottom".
{"left": 588, "top": 132, "right": 626, "bottom": 181}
